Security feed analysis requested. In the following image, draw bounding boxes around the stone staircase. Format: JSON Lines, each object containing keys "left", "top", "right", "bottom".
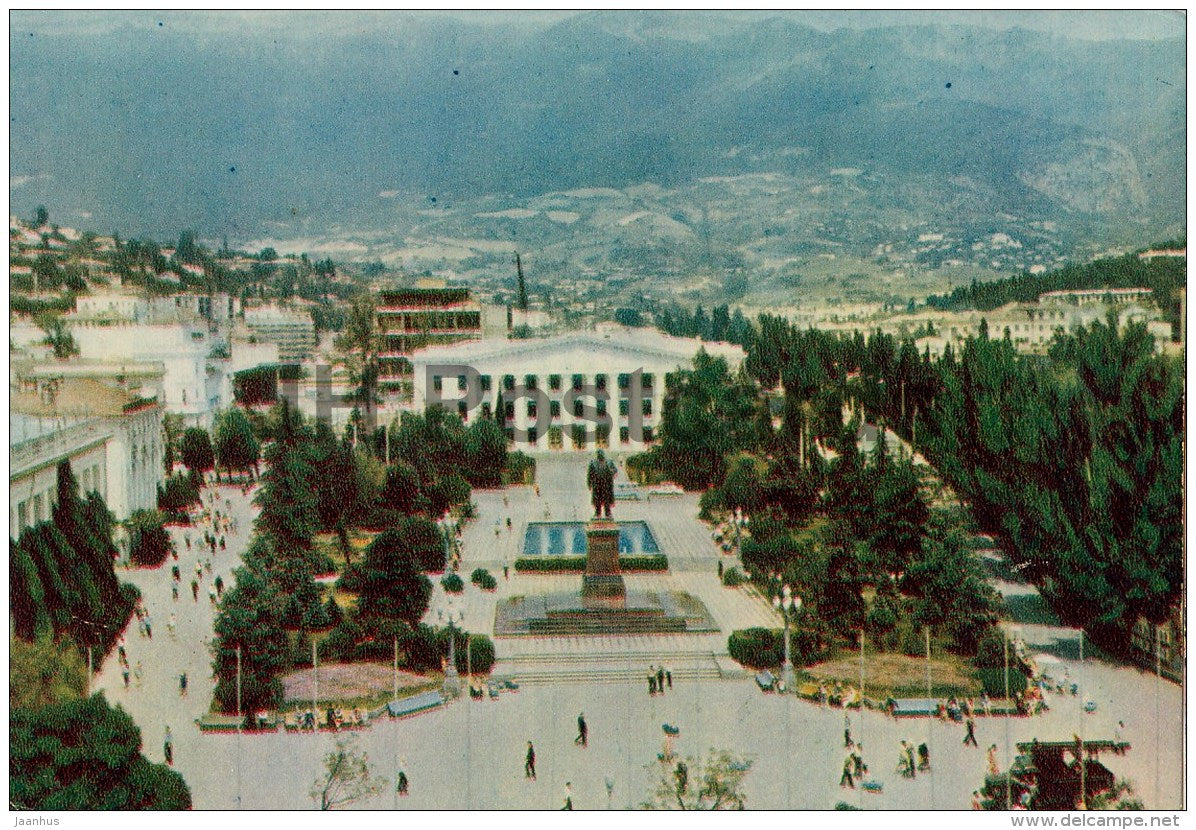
{"left": 490, "top": 649, "right": 728, "bottom": 685}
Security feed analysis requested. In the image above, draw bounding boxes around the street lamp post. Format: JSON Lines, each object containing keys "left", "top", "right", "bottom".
{"left": 439, "top": 604, "right": 463, "bottom": 697}
{"left": 772, "top": 583, "right": 800, "bottom": 690}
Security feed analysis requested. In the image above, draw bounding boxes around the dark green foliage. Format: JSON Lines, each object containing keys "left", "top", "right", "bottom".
{"left": 513, "top": 554, "right": 669, "bottom": 572}
{"left": 914, "top": 317, "right": 1182, "bottom": 652}
{"left": 380, "top": 461, "right": 425, "bottom": 515}
{"left": 255, "top": 437, "right": 319, "bottom": 552}
{"left": 344, "top": 533, "right": 433, "bottom": 626}
{"left": 156, "top": 473, "right": 199, "bottom": 515}
{"left": 368, "top": 518, "right": 445, "bottom": 574}
{"left": 440, "top": 573, "right": 464, "bottom": 593}
{"left": 727, "top": 628, "right": 783, "bottom": 670}
{"left": 901, "top": 515, "right": 999, "bottom": 656}
{"left": 976, "top": 668, "right": 1029, "bottom": 698}
{"left": 10, "top": 693, "right": 192, "bottom": 809}
{"left": 926, "top": 250, "right": 1185, "bottom": 316}
{"left": 450, "top": 630, "right": 496, "bottom": 674}
{"left": 504, "top": 450, "right": 536, "bottom": 485}
{"left": 126, "top": 510, "right": 173, "bottom": 567}
{"left": 11, "top": 463, "right": 137, "bottom": 654}
{"left": 211, "top": 567, "right": 289, "bottom": 716}
{"left": 470, "top": 568, "right": 497, "bottom": 591}
{"left": 721, "top": 566, "right": 745, "bottom": 587}
{"left": 462, "top": 414, "right": 507, "bottom": 487}
{"left": 179, "top": 427, "right": 215, "bottom": 478}
{"left": 659, "top": 350, "right": 757, "bottom": 489}
{"left": 213, "top": 407, "right": 261, "bottom": 478}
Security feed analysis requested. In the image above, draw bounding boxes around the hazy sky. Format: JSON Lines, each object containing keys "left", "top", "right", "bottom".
{"left": 10, "top": 9, "right": 1185, "bottom": 41}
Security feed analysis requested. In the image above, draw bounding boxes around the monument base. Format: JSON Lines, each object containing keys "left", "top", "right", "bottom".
{"left": 494, "top": 589, "right": 719, "bottom": 636}
{"left": 581, "top": 519, "right": 624, "bottom": 605}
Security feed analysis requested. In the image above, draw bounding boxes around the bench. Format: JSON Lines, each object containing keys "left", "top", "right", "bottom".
{"left": 387, "top": 690, "right": 445, "bottom": 719}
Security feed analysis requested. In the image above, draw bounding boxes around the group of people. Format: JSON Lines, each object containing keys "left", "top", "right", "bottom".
{"left": 647, "top": 664, "right": 672, "bottom": 696}
{"left": 520, "top": 710, "right": 591, "bottom": 809}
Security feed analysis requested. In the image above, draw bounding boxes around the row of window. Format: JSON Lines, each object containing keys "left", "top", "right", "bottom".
{"left": 500, "top": 425, "right": 656, "bottom": 447}
{"left": 433, "top": 372, "right": 655, "bottom": 393}
{"left": 456, "top": 397, "right": 654, "bottom": 421}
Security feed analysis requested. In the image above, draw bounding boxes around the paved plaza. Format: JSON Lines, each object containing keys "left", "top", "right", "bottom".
{"left": 92, "top": 454, "right": 1184, "bottom": 810}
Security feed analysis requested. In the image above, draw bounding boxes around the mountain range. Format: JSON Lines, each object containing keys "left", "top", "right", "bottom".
{"left": 9, "top": 11, "right": 1185, "bottom": 244}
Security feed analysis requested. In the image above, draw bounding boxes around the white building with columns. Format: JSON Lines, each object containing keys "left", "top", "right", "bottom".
{"left": 409, "top": 326, "right": 745, "bottom": 452}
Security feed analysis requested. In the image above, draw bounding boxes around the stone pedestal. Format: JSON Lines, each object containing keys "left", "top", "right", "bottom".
{"left": 581, "top": 520, "right": 625, "bottom": 606}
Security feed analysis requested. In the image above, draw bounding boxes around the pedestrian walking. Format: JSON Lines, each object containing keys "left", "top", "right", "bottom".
{"left": 215, "top": 575, "right": 224, "bottom": 597}
{"left": 648, "top": 671, "right": 657, "bottom": 696}
{"left": 209, "top": 586, "right": 217, "bottom": 606}
{"left": 167, "top": 614, "right": 177, "bottom": 638}
{"left": 503, "top": 564, "right": 509, "bottom": 581}
{"left": 179, "top": 672, "right": 188, "bottom": 696}
{"left": 164, "top": 727, "right": 173, "bottom": 766}
{"left": 134, "top": 661, "right": 143, "bottom": 688}
{"left": 665, "top": 667, "right": 672, "bottom": 689}
{"left": 718, "top": 560, "right": 724, "bottom": 579}
{"left": 524, "top": 741, "right": 537, "bottom": 779}
{"left": 561, "top": 782, "right": 573, "bottom": 810}
{"left": 144, "top": 615, "right": 152, "bottom": 639}
{"left": 918, "top": 743, "right": 931, "bottom": 771}
{"left": 851, "top": 744, "right": 866, "bottom": 778}
{"left": 396, "top": 768, "right": 409, "bottom": 796}
{"left": 205, "top": 558, "right": 213, "bottom": 574}
{"left": 172, "top": 565, "right": 181, "bottom": 582}
{"left": 844, "top": 713, "right": 854, "bottom": 748}
{"left": 656, "top": 666, "right": 665, "bottom": 694}
{"left": 122, "top": 667, "right": 131, "bottom": 688}
{"left": 971, "top": 791, "right": 983, "bottom": 810}
{"left": 986, "top": 744, "right": 1000, "bottom": 777}
{"left": 172, "top": 584, "right": 179, "bottom": 602}
{"left": 118, "top": 644, "right": 128, "bottom": 666}
{"left": 575, "top": 713, "right": 588, "bottom": 747}
{"left": 184, "top": 534, "right": 191, "bottom": 550}
{"left": 192, "top": 579, "right": 200, "bottom": 602}
{"left": 840, "top": 754, "right": 855, "bottom": 788}
{"left": 674, "top": 760, "right": 688, "bottom": 795}
{"left": 963, "top": 715, "right": 978, "bottom": 747}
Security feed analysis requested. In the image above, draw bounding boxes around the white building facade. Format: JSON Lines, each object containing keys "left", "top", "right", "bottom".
{"left": 410, "top": 328, "right": 745, "bottom": 453}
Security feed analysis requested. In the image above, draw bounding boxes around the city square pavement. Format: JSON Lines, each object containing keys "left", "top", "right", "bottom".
{"left": 92, "top": 455, "right": 1183, "bottom": 810}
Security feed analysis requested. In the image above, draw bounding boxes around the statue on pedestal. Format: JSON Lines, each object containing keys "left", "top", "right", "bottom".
{"left": 586, "top": 449, "right": 616, "bottom": 520}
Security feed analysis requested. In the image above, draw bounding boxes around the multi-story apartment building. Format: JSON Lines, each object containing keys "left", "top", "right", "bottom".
{"left": 375, "top": 288, "right": 482, "bottom": 391}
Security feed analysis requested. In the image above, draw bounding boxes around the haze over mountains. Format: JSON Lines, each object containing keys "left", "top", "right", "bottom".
{"left": 10, "top": 11, "right": 1185, "bottom": 250}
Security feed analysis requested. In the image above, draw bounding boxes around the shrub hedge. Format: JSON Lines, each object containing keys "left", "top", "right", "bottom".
{"left": 727, "top": 627, "right": 784, "bottom": 670}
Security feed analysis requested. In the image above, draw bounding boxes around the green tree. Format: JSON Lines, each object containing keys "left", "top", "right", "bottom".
{"left": 347, "top": 529, "right": 434, "bottom": 625}
{"left": 32, "top": 205, "right": 48, "bottom": 228}
{"left": 126, "top": 509, "right": 173, "bottom": 567}
{"left": 255, "top": 439, "right": 319, "bottom": 552}
{"left": 335, "top": 294, "right": 380, "bottom": 423}
{"left": 37, "top": 314, "right": 79, "bottom": 359}
{"left": 213, "top": 407, "right": 261, "bottom": 479}
{"left": 211, "top": 567, "right": 289, "bottom": 716}
{"left": 11, "top": 693, "right": 192, "bottom": 809}
{"left": 462, "top": 417, "right": 508, "bottom": 487}
{"left": 180, "top": 427, "right": 215, "bottom": 480}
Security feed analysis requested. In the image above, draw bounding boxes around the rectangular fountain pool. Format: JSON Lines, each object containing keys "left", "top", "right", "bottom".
{"left": 522, "top": 521, "right": 660, "bottom": 556}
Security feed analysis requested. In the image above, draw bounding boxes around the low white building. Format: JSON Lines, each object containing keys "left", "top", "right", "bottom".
{"left": 68, "top": 321, "right": 230, "bottom": 428}
{"left": 10, "top": 379, "right": 165, "bottom": 531}
{"left": 410, "top": 327, "right": 745, "bottom": 452}
{"left": 243, "top": 305, "right": 316, "bottom": 362}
